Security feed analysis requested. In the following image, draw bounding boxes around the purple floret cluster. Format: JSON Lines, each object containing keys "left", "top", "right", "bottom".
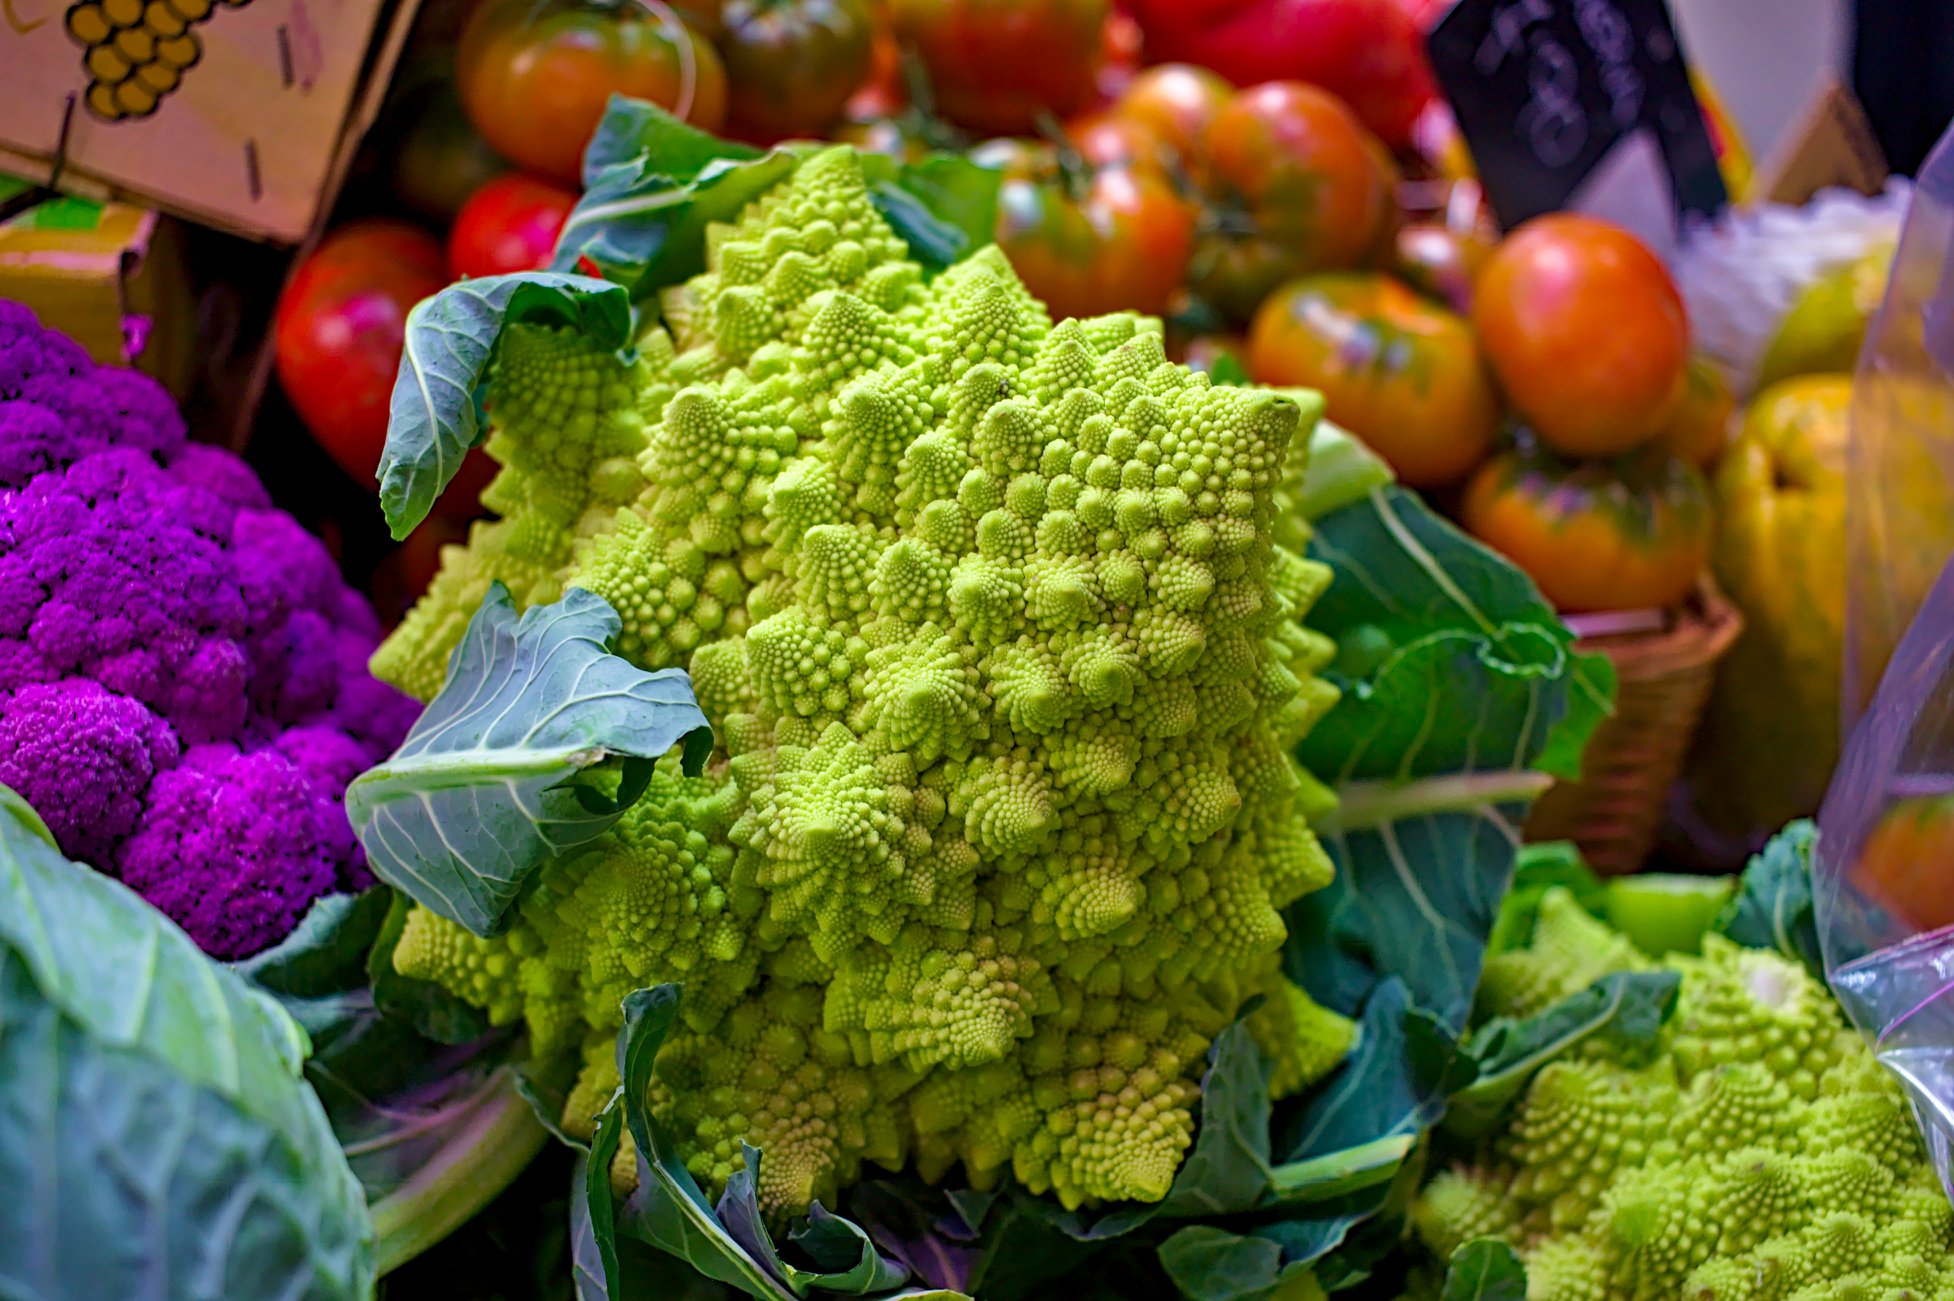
{"left": 0, "top": 303, "right": 418, "bottom": 958}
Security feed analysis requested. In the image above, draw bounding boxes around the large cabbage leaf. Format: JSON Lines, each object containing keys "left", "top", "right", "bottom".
{"left": 0, "top": 785, "right": 376, "bottom": 1300}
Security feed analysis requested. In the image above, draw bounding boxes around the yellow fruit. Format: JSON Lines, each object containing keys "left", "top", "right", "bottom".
{"left": 1690, "top": 375, "right": 1851, "bottom": 837}
{"left": 1755, "top": 241, "right": 1893, "bottom": 391}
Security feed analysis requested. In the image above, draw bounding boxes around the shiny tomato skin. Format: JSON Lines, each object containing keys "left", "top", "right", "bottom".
{"left": 1248, "top": 271, "right": 1498, "bottom": 488}
{"left": 1191, "top": 81, "right": 1396, "bottom": 322}
{"left": 982, "top": 140, "right": 1195, "bottom": 321}
{"left": 1106, "top": 63, "right": 1233, "bottom": 160}
{"left": 457, "top": 0, "right": 727, "bottom": 186}
{"left": 1120, "top": 0, "right": 1436, "bottom": 148}
{"left": 719, "top": 0, "right": 875, "bottom": 142}
{"left": 1461, "top": 448, "right": 1713, "bottom": 613}
{"left": 890, "top": 0, "right": 1107, "bottom": 135}
{"left": 1654, "top": 355, "right": 1737, "bottom": 468}
{"left": 448, "top": 174, "right": 579, "bottom": 280}
{"left": 1474, "top": 214, "right": 1691, "bottom": 459}
{"left": 275, "top": 221, "right": 450, "bottom": 487}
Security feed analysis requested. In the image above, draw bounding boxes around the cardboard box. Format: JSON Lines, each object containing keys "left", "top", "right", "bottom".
{"left": 0, "top": 0, "right": 422, "bottom": 243}
{"left": 0, "top": 180, "right": 195, "bottom": 395}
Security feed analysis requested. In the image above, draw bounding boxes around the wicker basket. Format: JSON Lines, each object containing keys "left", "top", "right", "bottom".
{"left": 1524, "top": 580, "right": 1746, "bottom": 876}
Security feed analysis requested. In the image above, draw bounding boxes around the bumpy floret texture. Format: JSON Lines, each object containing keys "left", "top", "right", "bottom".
{"left": 379, "top": 148, "right": 1352, "bottom": 1214}
{"left": 1412, "top": 887, "right": 1954, "bottom": 1300}
{"left": 0, "top": 304, "right": 418, "bottom": 957}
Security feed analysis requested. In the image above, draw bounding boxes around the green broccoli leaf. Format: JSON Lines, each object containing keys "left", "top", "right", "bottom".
{"left": 1444, "top": 970, "right": 1681, "bottom": 1138}
{"left": 379, "top": 272, "right": 630, "bottom": 538}
{"left": 554, "top": 98, "right": 1001, "bottom": 296}
{"left": 1156, "top": 1225, "right": 1317, "bottom": 1301}
{"left": 1291, "top": 486, "right": 1614, "bottom": 1033}
{"left": 586, "top": 985, "right": 927, "bottom": 1300}
{"left": 1440, "top": 1238, "right": 1526, "bottom": 1301}
{"left": 1715, "top": 819, "right": 1823, "bottom": 976}
{"left": 347, "top": 585, "right": 712, "bottom": 938}
{"left": 1158, "top": 1022, "right": 1277, "bottom": 1218}
{"left": 0, "top": 782, "right": 376, "bottom": 1298}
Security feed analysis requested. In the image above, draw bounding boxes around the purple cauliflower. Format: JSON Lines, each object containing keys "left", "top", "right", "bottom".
{"left": 0, "top": 305, "right": 418, "bottom": 958}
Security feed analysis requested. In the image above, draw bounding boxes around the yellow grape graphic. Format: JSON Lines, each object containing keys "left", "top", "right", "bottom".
{"left": 64, "top": 0, "right": 250, "bottom": 121}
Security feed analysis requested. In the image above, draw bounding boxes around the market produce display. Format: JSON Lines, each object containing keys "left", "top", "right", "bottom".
{"left": 11, "top": 0, "right": 1954, "bottom": 1297}
{"left": 0, "top": 304, "right": 417, "bottom": 958}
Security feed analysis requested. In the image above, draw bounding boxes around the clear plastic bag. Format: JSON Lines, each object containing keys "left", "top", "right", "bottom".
{"left": 1820, "top": 119, "right": 1954, "bottom": 1192}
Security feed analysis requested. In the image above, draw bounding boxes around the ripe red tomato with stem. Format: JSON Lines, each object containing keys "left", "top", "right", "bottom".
{"left": 1190, "top": 81, "right": 1398, "bottom": 323}
{"left": 975, "top": 134, "right": 1196, "bottom": 322}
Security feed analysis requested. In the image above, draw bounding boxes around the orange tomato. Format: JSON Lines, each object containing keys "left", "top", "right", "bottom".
{"left": 1461, "top": 448, "right": 1713, "bottom": 613}
{"left": 1247, "top": 272, "right": 1498, "bottom": 488}
{"left": 1190, "top": 81, "right": 1397, "bottom": 322}
{"left": 1853, "top": 795, "right": 1954, "bottom": 933}
{"left": 977, "top": 138, "right": 1196, "bottom": 321}
{"left": 1106, "top": 63, "right": 1233, "bottom": 160}
{"left": 457, "top": 0, "right": 727, "bottom": 186}
{"left": 1655, "top": 356, "right": 1737, "bottom": 468}
{"left": 1069, "top": 113, "right": 1170, "bottom": 170}
{"left": 1473, "top": 214, "right": 1691, "bottom": 458}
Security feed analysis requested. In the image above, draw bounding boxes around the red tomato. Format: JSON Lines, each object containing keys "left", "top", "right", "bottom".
{"left": 976, "top": 138, "right": 1195, "bottom": 321}
{"left": 1474, "top": 214, "right": 1691, "bottom": 459}
{"left": 1248, "top": 271, "right": 1498, "bottom": 488}
{"left": 275, "top": 222, "right": 449, "bottom": 487}
{"left": 448, "top": 174, "right": 579, "bottom": 280}
{"left": 457, "top": 0, "right": 727, "bottom": 186}
{"left": 890, "top": 0, "right": 1108, "bottom": 135}
{"left": 1191, "top": 81, "right": 1397, "bottom": 322}
{"left": 1120, "top": 0, "right": 1437, "bottom": 149}
{"left": 1853, "top": 796, "right": 1954, "bottom": 933}
{"left": 1654, "top": 355, "right": 1737, "bottom": 469}
{"left": 719, "top": 0, "right": 875, "bottom": 142}
{"left": 1461, "top": 448, "right": 1712, "bottom": 614}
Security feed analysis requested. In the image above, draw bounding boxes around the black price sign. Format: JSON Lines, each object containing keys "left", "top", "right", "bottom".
{"left": 1427, "top": 0, "right": 1728, "bottom": 233}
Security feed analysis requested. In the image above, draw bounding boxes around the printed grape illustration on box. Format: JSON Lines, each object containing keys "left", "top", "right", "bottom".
{"left": 63, "top": 0, "right": 252, "bottom": 121}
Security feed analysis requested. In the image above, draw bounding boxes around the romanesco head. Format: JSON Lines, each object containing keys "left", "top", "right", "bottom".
{"left": 1411, "top": 900, "right": 1954, "bottom": 1301}
{"left": 381, "top": 145, "right": 1346, "bottom": 1215}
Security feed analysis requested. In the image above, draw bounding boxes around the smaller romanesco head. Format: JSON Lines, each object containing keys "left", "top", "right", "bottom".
{"left": 1412, "top": 888, "right": 1954, "bottom": 1301}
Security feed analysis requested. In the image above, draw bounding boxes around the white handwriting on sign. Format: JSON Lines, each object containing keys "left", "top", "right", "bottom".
{"left": 1472, "top": 0, "right": 1653, "bottom": 169}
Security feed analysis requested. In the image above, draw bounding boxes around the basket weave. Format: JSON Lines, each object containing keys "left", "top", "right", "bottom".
{"left": 1524, "top": 580, "right": 1745, "bottom": 876}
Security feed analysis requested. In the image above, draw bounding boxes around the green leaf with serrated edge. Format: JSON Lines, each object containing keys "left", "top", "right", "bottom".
{"left": 610, "top": 986, "right": 798, "bottom": 1300}
{"left": 1715, "top": 820, "right": 1823, "bottom": 976}
{"left": 235, "top": 887, "right": 391, "bottom": 1000}
{"left": 378, "top": 271, "right": 630, "bottom": 538}
{"left": 580, "top": 92, "right": 762, "bottom": 188}
{"left": 1158, "top": 1023, "right": 1275, "bottom": 1218}
{"left": 1156, "top": 1225, "right": 1318, "bottom": 1301}
{"left": 0, "top": 782, "right": 375, "bottom": 1299}
{"left": 1440, "top": 1238, "right": 1526, "bottom": 1301}
{"left": 348, "top": 585, "right": 711, "bottom": 938}
{"left": 1288, "top": 486, "right": 1613, "bottom": 1033}
{"left": 554, "top": 98, "right": 1001, "bottom": 297}
{"left": 1444, "top": 970, "right": 1681, "bottom": 1138}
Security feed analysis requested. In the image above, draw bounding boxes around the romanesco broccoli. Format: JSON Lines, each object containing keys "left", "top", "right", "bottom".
{"left": 375, "top": 146, "right": 1351, "bottom": 1215}
{"left": 1413, "top": 886, "right": 1954, "bottom": 1300}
